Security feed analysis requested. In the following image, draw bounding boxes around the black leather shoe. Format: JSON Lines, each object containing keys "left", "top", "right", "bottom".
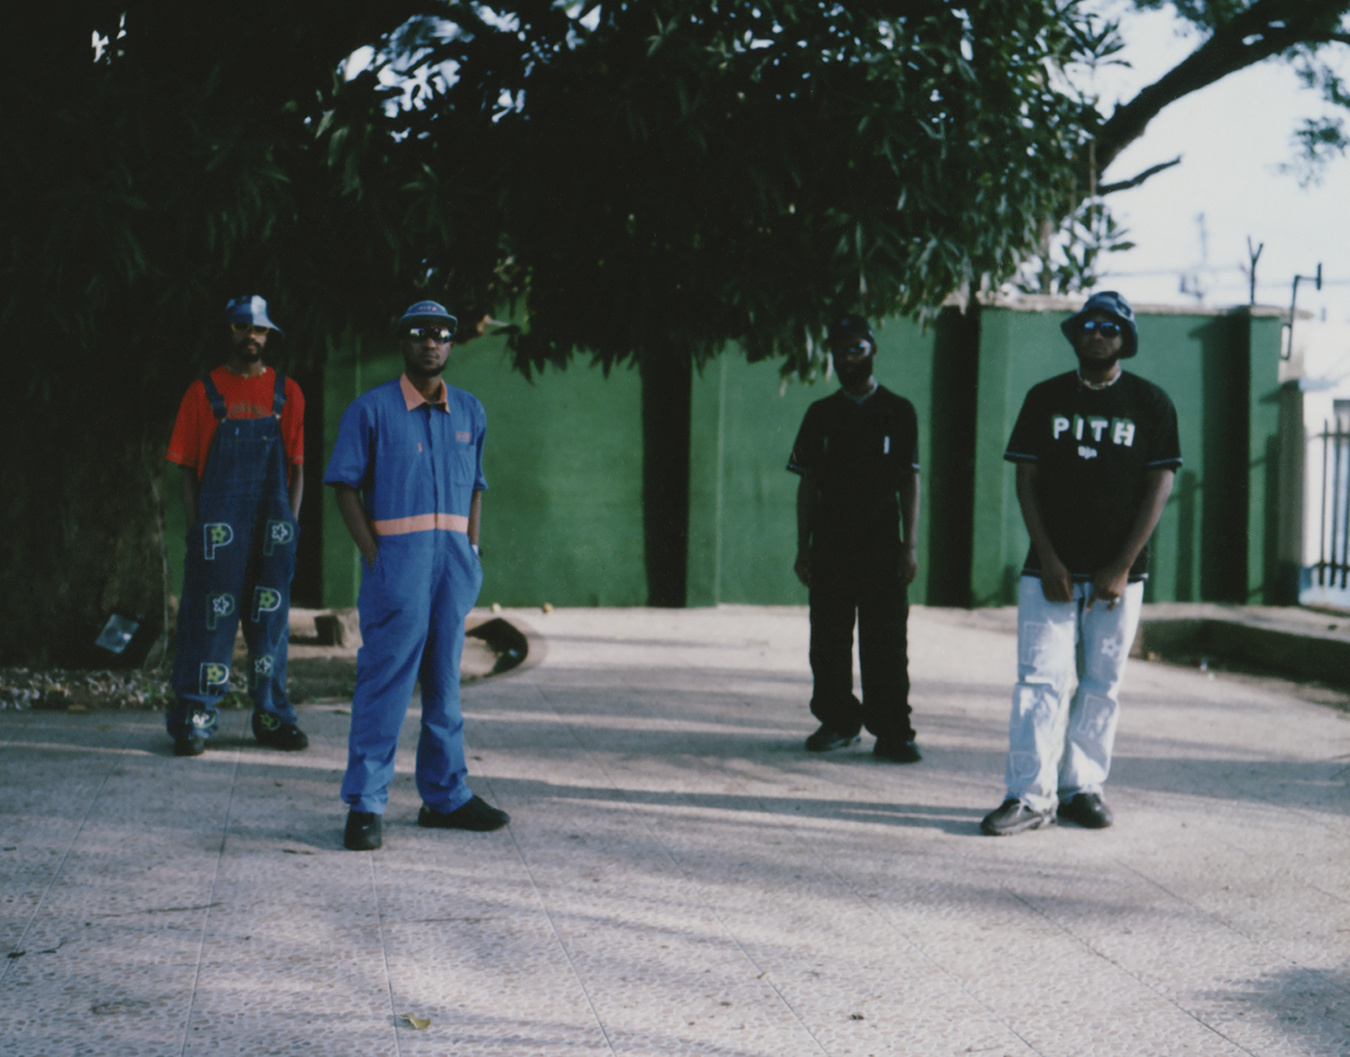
{"left": 1057, "top": 792, "right": 1114, "bottom": 829}
{"left": 805, "top": 725, "right": 861, "bottom": 752}
{"left": 173, "top": 733, "right": 206, "bottom": 757}
{"left": 344, "top": 811, "right": 382, "bottom": 850}
{"left": 873, "top": 739, "right": 922, "bottom": 763}
{"left": 252, "top": 711, "right": 309, "bottom": 751}
{"left": 418, "top": 796, "right": 509, "bottom": 832}
{"left": 981, "top": 798, "right": 1054, "bottom": 836}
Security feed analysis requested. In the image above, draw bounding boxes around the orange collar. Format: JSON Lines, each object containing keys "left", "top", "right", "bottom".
{"left": 400, "top": 373, "right": 448, "bottom": 411}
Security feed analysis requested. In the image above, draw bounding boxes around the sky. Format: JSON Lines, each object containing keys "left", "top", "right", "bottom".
{"left": 1084, "top": 2, "right": 1350, "bottom": 323}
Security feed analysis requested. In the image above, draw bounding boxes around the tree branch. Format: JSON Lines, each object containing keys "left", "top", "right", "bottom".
{"left": 1094, "top": 0, "right": 1350, "bottom": 175}
{"left": 1098, "top": 156, "right": 1183, "bottom": 194}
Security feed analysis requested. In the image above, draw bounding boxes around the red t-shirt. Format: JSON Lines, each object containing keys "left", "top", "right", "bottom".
{"left": 166, "top": 366, "right": 305, "bottom": 479}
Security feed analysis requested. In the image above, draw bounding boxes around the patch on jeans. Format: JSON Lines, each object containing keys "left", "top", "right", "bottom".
{"left": 1011, "top": 683, "right": 1056, "bottom": 721}
{"left": 1071, "top": 693, "right": 1116, "bottom": 740}
{"left": 1098, "top": 635, "right": 1126, "bottom": 661}
{"left": 1019, "top": 621, "right": 1067, "bottom": 671}
{"left": 1008, "top": 751, "right": 1040, "bottom": 782}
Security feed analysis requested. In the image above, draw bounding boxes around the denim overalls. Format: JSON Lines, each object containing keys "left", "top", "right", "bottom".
{"left": 167, "top": 372, "right": 299, "bottom": 739}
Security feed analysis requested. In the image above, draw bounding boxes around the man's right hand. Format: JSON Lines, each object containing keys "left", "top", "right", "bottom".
{"left": 1038, "top": 554, "right": 1074, "bottom": 603}
{"left": 794, "top": 554, "right": 811, "bottom": 588}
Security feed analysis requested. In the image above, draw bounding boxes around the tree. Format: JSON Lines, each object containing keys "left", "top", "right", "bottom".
{"left": 6, "top": 1, "right": 1350, "bottom": 659}
{"left": 331, "top": 0, "right": 1114, "bottom": 601}
{"left": 1021, "top": 0, "right": 1350, "bottom": 292}
{"left": 334, "top": 0, "right": 1350, "bottom": 600}
{"left": 0, "top": 1, "right": 438, "bottom": 665}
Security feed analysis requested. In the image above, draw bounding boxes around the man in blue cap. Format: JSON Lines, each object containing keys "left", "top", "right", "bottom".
{"left": 787, "top": 314, "right": 922, "bottom": 763}
{"left": 326, "top": 300, "right": 509, "bottom": 851}
{"left": 982, "top": 291, "right": 1181, "bottom": 836}
{"left": 165, "top": 296, "right": 308, "bottom": 756}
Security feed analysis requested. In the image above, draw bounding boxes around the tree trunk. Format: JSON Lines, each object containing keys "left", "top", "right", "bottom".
{"left": 639, "top": 347, "right": 693, "bottom": 607}
{"left": 0, "top": 405, "right": 169, "bottom": 668}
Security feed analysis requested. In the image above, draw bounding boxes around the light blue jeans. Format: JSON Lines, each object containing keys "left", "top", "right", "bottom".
{"left": 1005, "top": 575, "right": 1144, "bottom": 814}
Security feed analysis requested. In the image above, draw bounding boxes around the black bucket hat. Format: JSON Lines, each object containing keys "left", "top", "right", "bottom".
{"left": 1061, "top": 290, "right": 1138, "bottom": 359}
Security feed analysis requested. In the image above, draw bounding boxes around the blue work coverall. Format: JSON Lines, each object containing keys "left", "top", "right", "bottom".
{"left": 324, "top": 374, "right": 486, "bottom": 815}
{"left": 168, "top": 372, "right": 300, "bottom": 739}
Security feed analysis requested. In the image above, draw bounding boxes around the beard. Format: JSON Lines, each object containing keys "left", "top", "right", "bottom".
{"left": 835, "top": 356, "right": 874, "bottom": 388}
{"left": 1075, "top": 349, "right": 1120, "bottom": 371}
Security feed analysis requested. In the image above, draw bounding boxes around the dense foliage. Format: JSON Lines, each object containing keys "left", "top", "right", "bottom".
{"left": 331, "top": 1, "right": 1110, "bottom": 378}
{"left": 4, "top": 0, "right": 1349, "bottom": 648}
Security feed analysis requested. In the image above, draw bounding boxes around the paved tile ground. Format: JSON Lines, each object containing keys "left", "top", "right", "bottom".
{"left": 1, "top": 605, "right": 1347, "bottom": 1057}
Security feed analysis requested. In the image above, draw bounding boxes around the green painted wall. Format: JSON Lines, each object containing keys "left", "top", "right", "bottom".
{"left": 148, "top": 300, "right": 1270, "bottom": 615}
{"left": 687, "top": 316, "right": 946, "bottom": 606}
{"left": 163, "top": 303, "right": 1282, "bottom": 615}
{"left": 319, "top": 326, "right": 647, "bottom": 610}
{"left": 1248, "top": 312, "right": 1285, "bottom": 602}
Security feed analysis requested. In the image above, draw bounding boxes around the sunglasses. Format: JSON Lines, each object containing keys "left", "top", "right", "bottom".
{"left": 404, "top": 326, "right": 454, "bottom": 343}
{"left": 1080, "top": 320, "right": 1123, "bottom": 338}
{"left": 230, "top": 323, "right": 270, "bottom": 337}
{"left": 832, "top": 340, "right": 872, "bottom": 358}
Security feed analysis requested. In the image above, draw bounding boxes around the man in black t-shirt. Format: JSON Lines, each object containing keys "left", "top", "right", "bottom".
{"left": 982, "top": 291, "right": 1181, "bottom": 836}
{"left": 787, "top": 315, "right": 922, "bottom": 763}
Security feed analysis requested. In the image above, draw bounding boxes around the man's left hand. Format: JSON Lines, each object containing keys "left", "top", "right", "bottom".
{"left": 899, "top": 543, "right": 918, "bottom": 586}
{"left": 1087, "top": 562, "right": 1130, "bottom": 610}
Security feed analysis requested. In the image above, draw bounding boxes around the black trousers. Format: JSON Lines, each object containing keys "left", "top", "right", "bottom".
{"left": 808, "top": 549, "right": 913, "bottom": 742}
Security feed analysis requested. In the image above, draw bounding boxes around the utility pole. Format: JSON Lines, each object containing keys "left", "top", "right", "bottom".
{"left": 1246, "top": 237, "right": 1263, "bottom": 306}
{"left": 1286, "top": 263, "right": 1323, "bottom": 361}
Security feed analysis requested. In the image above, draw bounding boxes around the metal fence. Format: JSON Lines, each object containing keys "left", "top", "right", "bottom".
{"left": 1315, "top": 417, "right": 1350, "bottom": 588}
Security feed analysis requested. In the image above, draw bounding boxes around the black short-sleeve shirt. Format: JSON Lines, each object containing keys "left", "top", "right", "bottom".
{"left": 788, "top": 386, "right": 919, "bottom": 548}
{"left": 1004, "top": 370, "right": 1182, "bottom": 580}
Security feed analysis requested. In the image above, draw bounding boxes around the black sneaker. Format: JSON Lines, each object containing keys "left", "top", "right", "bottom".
{"left": 980, "top": 798, "right": 1054, "bottom": 836}
{"left": 805, "top": 725, "right": 861, "bottom": 752}
{"left": 1057, "top": 792, "right": 1114, "bottom": 829}
{"left": 173, "top": 732, "right": 206, "bottom": 757}
{"left": 251, "top": 711, "right": 309, "bottom": 751}
{"left": 344, "top": 811, "right": 382, "bottom": 850}
{"left": 418, "top": 796, "right": 509, "bottom": 832}
{"left": 873, "top": 739, "right": 921, "bottom": 763}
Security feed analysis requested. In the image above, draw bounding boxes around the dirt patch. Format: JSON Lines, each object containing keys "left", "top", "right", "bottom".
{"left": 1, "top": 613, "right": 531, "bottom": 711}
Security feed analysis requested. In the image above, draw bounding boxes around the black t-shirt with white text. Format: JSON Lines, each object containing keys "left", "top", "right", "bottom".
{"left": 1004, "top": 370, "right": 1181, "bottom": 581}
{"left": 788, "top": 386, "right": 919, "bottom": 552}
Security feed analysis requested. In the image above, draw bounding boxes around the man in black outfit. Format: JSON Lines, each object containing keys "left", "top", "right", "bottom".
{"left": 788, "top": 314, "right": 921, "bottom": 763}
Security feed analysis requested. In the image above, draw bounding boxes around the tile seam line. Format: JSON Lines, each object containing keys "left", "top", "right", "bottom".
{"left": 998, "top": 883, "right": 1266, "bottom": 1057}
{"left": 370, "top": 852, "right": 407, "bottom": 1057}
{"left": 0, "top": 713, "right": 144, "bottom": 987}
{"left": 178, "top": 717, "right": 245, "bottom": 1057}
{"left": 526, "top": 679, "right": 831, "bottom": 1056}
{"left": 498, "top": 806, "right": 619, "bottom": 1056}
{"left": 468, "top": 702, "right": 618, "bottom": 1056}
{"left": 1170, "top": 815, "right": 1350, "bottom": 905}
{"left": 1110, "top": 855, "right": 1350, "bottom": 1000}
{"left": 397, "top": 704, "right": 608, "bottom": 1052}
{"left": 657, "top": 693, "right": 1048, "bottom": 1057}
{"left": 678, "top": 728, "right": 1297, "bottom": 1056}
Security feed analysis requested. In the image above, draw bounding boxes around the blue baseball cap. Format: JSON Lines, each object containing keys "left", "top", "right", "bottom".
{"left": 397, "top": 300, "right": 458, "bottom": 334}
{"left": 1062, "top": 291, "right": 1138, "bottom": 358}
{"left": 225, "top": 295, "right": 284, "bottom": 337}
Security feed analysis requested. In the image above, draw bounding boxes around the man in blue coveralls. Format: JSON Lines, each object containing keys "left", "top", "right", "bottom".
{"left": 326, "top": 300, "right": 509, "bottom": 851}
{"left": 165, "top": 296, "right": 308, "bottom": 757}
